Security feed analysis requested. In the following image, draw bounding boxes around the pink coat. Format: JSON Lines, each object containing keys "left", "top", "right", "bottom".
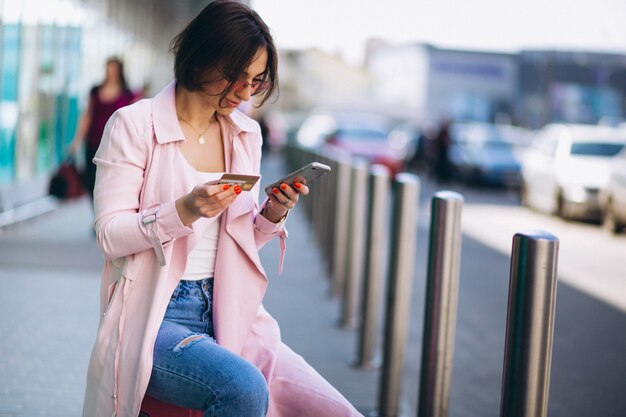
{"left": 82, "top": 81, "right": 363, "bottom": 417}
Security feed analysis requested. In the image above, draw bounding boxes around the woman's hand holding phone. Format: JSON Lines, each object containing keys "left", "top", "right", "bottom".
{"left": 262, "top": 179, "right": 309, "bottom": 223}
{"left": 260, "top": 162, "right": 329, "bottom": 223}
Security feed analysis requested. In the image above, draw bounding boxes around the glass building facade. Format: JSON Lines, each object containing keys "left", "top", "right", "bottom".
{"left": 0, "top": 0, "right": 194, "bottom": 209}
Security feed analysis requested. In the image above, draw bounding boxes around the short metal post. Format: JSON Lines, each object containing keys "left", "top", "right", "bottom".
{"left": 354, "top": 165, "right": 391, "bottom": 368}
{"left": 340, "top": 159, "right": 369, "bottom": 329}
{"left": 302, "top": 152, "right": 315, "bottom": 218}
{"left": 417, "top": 191, "right": 464, "bottom": 417}
{"left": 285, "top": 144, "right": 297, "bottom": 170}
{"left": 331, "top": 157, "right": 353, "bottom": 297}
{"left": 324, "top": 158, "right": 339, "bottom": 274}
{"left": 378, "top": 173, "right": 420, "bottom": 417}
{"left": 500, "top": 230, "right": 559, "bottom": 417}
{"left": 315, "top": 155, "right": 331, "bottom": 249}
{"left": 310, "top": 154, "right": 325, "bottom": 239}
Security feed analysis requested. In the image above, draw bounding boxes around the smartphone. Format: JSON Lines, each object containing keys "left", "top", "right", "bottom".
{"left": 264, "top": 162, "right": 331, "bottom": 196}
{"left": 206, "top": 173, "right": 260, "bottom": 191}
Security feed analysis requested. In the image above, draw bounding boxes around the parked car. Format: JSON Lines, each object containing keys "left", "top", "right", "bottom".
{"left": 599, "top": 146, "right": 626, "bottom": 233}
{"left": 521, "top": 123, "right": 626, "bottom": 220}
{"left": 295, "top": 109, "right": 409, "bottom": 176}
{"left": 448, "top": 122, "right": 525, "bottom": 187}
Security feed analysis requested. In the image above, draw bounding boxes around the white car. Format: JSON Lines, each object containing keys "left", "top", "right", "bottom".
{"left": 521, "top": 124, "right": 626, "bottom": 220}
{"left": 599, "top": 147, "right": 626, "bottom": 233}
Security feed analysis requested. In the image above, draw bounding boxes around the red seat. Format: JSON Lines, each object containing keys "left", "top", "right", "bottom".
{"left": 139, "top": 396, "right": 204, "bottom": 417}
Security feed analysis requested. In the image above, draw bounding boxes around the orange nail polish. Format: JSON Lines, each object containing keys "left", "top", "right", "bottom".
{"left": 223, "top": 184, "right": 230, "bottom": 190}
{"left": 294, "top": 182, "right": 301, "bottom": 189}
{"left": 280, "top": 183, "right": 287, "bottom": 190}
{"left": 273, "top": 188, "right": 279, "bottom": 194}
{"left": 234, "top": 186, "right": 242, "bottom": 194}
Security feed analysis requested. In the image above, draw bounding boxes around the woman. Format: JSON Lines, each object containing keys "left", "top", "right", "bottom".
{"left": 81, "top": 1, "right": 363, "bottom": 416}
{"left": 69, "top": 57, "right": 136, "bottom": 200}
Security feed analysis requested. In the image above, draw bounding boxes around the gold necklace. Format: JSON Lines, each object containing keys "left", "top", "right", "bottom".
{"left": 177, "top": 113, "right": 215, "bottom": 145}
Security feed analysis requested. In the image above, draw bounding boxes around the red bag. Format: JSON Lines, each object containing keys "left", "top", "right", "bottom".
{"left": 48, "top": 159, "right": 85, "bottom": 199}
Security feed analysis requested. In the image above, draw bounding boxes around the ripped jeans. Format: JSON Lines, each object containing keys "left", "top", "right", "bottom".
{"left": 146, "top": 278, "right": 269, "bottom": 417}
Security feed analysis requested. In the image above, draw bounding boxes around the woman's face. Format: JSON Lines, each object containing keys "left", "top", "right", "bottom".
{"left": 106, "top": 61, "right": 121, "bottom": 82}
{"left": 201, "top": 48, "right": 269, "bottom": 115}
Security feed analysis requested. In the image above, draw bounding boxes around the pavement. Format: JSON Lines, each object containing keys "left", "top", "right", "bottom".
{"left": 1, "top": 152, "right": 625, "bottom": 417}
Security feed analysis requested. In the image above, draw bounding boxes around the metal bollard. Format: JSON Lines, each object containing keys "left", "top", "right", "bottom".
{"left": 340, "top": 159, "right": 369, "bottom": 329}
{"left": 354, "top": 165, "right": 391, "bottom": 368}
{"left": 324, "top": 158, "right": 339, "bottom": 274}
{"left": 302, "top": 151, "right": 315, "bottom": 218}
{"left": 314, "top": 155, "right": 331, "bottom": 250}
{"left": 500, "top": 230, "right": 559, "bottom": 417}
{"left": 310, "top": 153, "right": 325, "bottom": 239}
{"left": 417, "top": 191, "right": 464, "bottom": 417}
{"left": 378, "top": 173, "right": 420, "bottom": 417}
{"left": 331, "top": 157, "right": 353, "bottom": 297}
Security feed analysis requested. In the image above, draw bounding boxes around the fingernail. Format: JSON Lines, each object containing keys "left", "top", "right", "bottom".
{"left": 223, "top": 184, "right": 230, "bottom": 190}
{"left": 294, "top": 182, "right": 301, "bottom": 189}
{"left": 280, "top": 183, "right": 287, "bottom": 190}
{"left": 273, "top": 188, "right": 279, "bottom": 194}
{"left": 234, "top": 186, "right": 242, "bottom": 194}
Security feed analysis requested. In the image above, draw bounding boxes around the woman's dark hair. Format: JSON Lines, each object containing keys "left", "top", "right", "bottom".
{"left": 170, "top": 0, "right": 278, "bottom": 106}
{"left": 103, "top": 57, "right": 131, "bottom": 94}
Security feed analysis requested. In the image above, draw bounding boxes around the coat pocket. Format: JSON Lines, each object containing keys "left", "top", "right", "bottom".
{"left": 105, "top": 280, "right": 119, "bottom": 313}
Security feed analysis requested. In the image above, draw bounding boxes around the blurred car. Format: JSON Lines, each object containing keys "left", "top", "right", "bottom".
{"left": 295, "top": 109, "right": 409, "bottom": 176}
{"left": 521, "top": 123, "right": 626, "bottom": 220}
{"left": 294, "top": 109, "right": 338, "bottom": 148}
{"left": 599, "top": 147, "right": 626, "bottom": 233}
{"left": 448, "top": 122, "right": 525, "bottom": 187}
{"left": 387, "top": 120, "right": 422, "bottom": 167}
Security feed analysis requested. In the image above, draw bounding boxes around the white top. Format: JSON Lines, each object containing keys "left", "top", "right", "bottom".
{"left": 180, "top": 170, "right": 224, "bottom": 281}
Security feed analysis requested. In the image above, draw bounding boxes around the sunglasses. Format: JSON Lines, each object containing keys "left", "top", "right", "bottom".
{"left": 232, "top": 74, "right": 273, "bottom": 96}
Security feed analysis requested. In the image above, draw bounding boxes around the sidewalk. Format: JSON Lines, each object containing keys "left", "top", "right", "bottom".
{"left": 0, "top": 152, "right": 377, "bottom": 416}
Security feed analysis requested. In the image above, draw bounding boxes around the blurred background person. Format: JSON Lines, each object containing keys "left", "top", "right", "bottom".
{"left": 69, "top": 57, "right": 136, "bottom": 203}
{"left": 246, "top": 107, "right": 288, "bottom": 155}
{"left": 433, "top": 119, "right": 453, "bottom": 183}
{"left": 407, "top": 123, "right": 436, "bottom": 175}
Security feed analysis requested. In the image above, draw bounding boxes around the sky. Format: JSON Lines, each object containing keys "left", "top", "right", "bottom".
{"left": 252, "top": 0, "right": 626, "bottom": 64}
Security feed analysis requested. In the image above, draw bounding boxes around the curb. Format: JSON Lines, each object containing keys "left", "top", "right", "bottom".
{"left": 0, "top": 196, "right": 60, "bottom": 231}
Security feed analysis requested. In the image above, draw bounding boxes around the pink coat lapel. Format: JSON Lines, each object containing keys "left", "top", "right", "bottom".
{"left": 212, "top": 120, "right": 269, "bottom": 351}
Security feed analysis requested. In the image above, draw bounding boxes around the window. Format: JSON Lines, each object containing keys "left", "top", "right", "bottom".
{"left": 569, "top": 142, "right": 624, "bottom": 157}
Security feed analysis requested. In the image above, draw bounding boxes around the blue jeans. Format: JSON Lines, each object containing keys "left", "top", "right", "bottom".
{"left": 146, "top": 278, "right": 269, "bottom": 417}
